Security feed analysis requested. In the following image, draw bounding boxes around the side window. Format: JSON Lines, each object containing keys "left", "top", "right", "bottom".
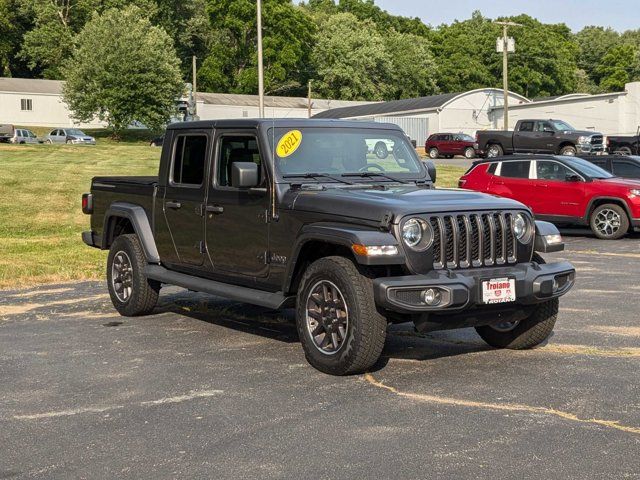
{"left": 217, "top": 135, "right": 261, "bottom": 187}
{"left": 499, "top": 161, "right": 530, "bottom": 178}
{"left": 536, "top": 161, "right": 571, "bottom": 181}
{"left": 519, "top": 122, "right": 534, "bottom": 132}
{"left": 171, "top": 135, "right": 207, "bottom": 186}
{"left": 613, "top": 161, "right": 640, "bottom": 178}
{"left": 535, "top": 121, "right": 552, "bottom": 132}
{"left": 487, "top": 162, "right": 498, "bottom": 175}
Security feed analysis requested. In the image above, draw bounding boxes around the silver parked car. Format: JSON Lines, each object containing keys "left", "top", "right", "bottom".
{"left": 45, "top": 128, "right": 96, "bottom": 145}
{"left": 10, "top": 128, "right": 41, "bottom": 144}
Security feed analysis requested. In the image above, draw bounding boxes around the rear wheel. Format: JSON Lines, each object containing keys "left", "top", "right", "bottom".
{"left": 464, "top": 147, "right": 476, "bottom": 159}
{"left": 590, "top": 203, "right": 629, "bottom": 240}
{"left": 296, "top": 256, "right": 387, "bottom": 375}
{"left": 107, "top": 234, "right": 160, "bottom": 316}
{"left": 559, "top": 144, "right": 577, "bottom": 156}
{"left": 486, "top": 144, "right": 503, "bottom": 158}
{"left": 428, "top": 147, "right": 439, "bottom": 159}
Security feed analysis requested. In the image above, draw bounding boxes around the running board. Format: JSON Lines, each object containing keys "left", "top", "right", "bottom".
{"left": 145, "top": 265, "right": 295, "bottom": 310}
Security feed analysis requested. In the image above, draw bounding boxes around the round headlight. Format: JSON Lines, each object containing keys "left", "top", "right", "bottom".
{"left": 513, "top": 213, "right": 529, "bottom": 241}
{"left": 401, "top": 218, "right": 433, "bottom": 250}
{"left": 402, "top": 218, "right": 422, "bottom": 248}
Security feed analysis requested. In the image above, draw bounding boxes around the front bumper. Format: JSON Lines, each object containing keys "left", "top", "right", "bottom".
{"left": 373, "top": 260, "right": 575, "bottom": 314}
{"left": 577, "top": 143, "right": 604, "bottom": 154}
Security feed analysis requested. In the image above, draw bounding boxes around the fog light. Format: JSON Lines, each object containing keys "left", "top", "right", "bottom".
{"left": 422, "top": 288, "right": 442, "bottom": 306}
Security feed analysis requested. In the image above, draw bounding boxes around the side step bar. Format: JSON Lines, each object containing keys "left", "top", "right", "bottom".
{"left": 145, "top": 265, "right": 295, "bottom": 310}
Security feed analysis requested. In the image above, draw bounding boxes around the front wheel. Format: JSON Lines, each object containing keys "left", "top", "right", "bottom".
{"left": 615, "top": 146, "right": 632, "bottom": 155}
{"left": 475, "top": 298, "right": 558, "bottom": 349}
{"left": 107, "top": 234, "right": 160, "bottom": 316}
{"left": 559, "top": 145, "right": 577, "bottom": 156}
{"left": 590, "top": 203, "right": 629, "bottom": 240}
{"left": 296, "top": 256, "right": 387, "bottom": 375}
{"left": 464, "top": 147, "right": 476, "bottom": 159}
{"left": 428, "top": 147, "right": 439, "bottom": 159}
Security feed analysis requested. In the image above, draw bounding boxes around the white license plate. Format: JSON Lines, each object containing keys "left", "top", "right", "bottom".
{"left": 481, "top": 278, "right": 516, "bottom": 304}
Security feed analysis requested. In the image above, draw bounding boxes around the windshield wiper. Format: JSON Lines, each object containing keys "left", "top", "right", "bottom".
{"left": 341, "top": 172, "right": 409, "bottom": 184}
{"left": 282, "top": 173, "right": 355, "bottom": 185}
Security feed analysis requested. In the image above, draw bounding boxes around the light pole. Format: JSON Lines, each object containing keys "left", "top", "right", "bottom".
{"left": 495, "top": 21, "right": 521, "bottom": 130}
{"left": 257, "top": 0, "right": 265, "bottom": 118}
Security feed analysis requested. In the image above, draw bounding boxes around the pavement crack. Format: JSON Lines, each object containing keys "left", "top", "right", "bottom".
{"left": 364, "top": 374, "right": 640, "bottom": 436}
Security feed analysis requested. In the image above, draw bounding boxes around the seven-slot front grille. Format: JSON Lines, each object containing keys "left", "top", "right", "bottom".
{"left": 429, "top": 212, "right": 518, "bottom": 269}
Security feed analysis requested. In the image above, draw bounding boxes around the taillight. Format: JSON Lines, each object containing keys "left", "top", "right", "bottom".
{"left": 82, "top": 193, "right": 93, "bottom": 214}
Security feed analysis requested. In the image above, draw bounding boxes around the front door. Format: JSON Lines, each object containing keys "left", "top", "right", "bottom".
{"left": 162, "top": 132, "right": 210, "bottom": 267}
{"left": 205, "top": 131, "right": 269, "bottom": 278}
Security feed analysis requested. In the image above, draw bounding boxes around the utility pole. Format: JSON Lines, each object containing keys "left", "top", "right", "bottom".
{"left": 307, "top": 80, "right": 312, "bottom": 118}
{"left": 495, "top": 21, "right": 521, "bottom": 130}
{"left": 192, "top": 55, "right": 197, "bottom": 118}
{"left": 257, "top": 0, "right": 265, "bottom": 118}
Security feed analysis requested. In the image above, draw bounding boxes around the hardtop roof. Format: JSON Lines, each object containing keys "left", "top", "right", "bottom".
{"left": 166, "top": 118, "right": 404, "bottom": 131}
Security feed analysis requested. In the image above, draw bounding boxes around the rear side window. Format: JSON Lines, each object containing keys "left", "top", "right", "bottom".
{"left": 172, "top": 135, "right": 207, "bottom": 186}
{"left": 487, "top": 162, "right": 498, "bottom": 175}
{"left": 499, "top": 161, "right": 530, "bottom": 178}
{"left": 519, "top": 122, "right": 534, "bottom": 132}
{"left": 613, "top": 160, "right": 640, "bottom": 178}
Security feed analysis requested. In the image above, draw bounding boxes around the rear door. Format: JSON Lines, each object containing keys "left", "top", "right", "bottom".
{"left": 513, "top": 121, "right": 536, "bottom": 152}
{"left": 534, "top": 121, "right": 557, "bottom": 153}
{"left": 205, "top": 130, "right": 269, "bottom": 278}
{"left": 533, "top": 160, "right": 585, "bottom": 218}
{"left": 162, "top": 131, "right": 211, "bottom": 267}
{"left": 489, "top": 160, "right": 536, "bottom": 208}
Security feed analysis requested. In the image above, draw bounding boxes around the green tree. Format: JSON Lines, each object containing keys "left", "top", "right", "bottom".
{"left": 63, "top": 6, "right": 184, "bottom": 137}
{"left": 311, "top": 12, "right": 392, "bottom": 100}
{"left": 595, "top": 44, "right": 640, "bottom": 91}
{"left": 575, "top": 26, "right": 620, "bottom": 85}
{"left": 199, "top": 0, "right": 315, "bottom": 96}
{"left": 384, "top": 31, "right": 438, "bottom": 98}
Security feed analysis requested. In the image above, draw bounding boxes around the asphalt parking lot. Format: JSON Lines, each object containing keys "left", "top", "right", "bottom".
{"left": 1, "top": 230, "right": 639, "bottom": 479}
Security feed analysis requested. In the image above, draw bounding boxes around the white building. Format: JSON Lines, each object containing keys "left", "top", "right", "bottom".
{"left": 0, "top": 77, "right": 371, "bottom": 128}
{"left": 491, "top": 82, "right": 640, "bottom": 136}
{"left": 313, "top": 88, "right": 530, "bottom": 144}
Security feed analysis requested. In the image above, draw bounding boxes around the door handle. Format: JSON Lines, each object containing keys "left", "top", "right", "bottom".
{"left": 166, "top": 201, "right": 181, "bottom": 209}
{"left": 205, "top": 205, "right": 224, "bottom": 214}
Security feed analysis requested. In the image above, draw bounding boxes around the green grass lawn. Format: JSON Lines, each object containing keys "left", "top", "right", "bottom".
{"left": 0, "top": 138, "right": 465, "bottom": 289}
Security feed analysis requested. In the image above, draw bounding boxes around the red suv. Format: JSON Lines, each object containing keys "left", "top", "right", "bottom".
{"left": 425, "top": 133, "right": 476, "bottom": 159}
{"left": 459, "top": 155, "right": 640, "bottom": 239}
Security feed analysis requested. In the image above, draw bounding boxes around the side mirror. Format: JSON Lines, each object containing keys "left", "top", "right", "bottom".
{"left": 565, "top": 173, "right": 582, "bottom": 182}
{"left": 423, "top": 160, "right": 437, "bottom": 183}
{"left": 543, "top": 127, "right": 555, "bottom": 134}
{"left": 231, "top": 162, "right": 259, "bottom": 188}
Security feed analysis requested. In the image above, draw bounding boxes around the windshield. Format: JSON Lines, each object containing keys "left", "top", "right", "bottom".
{"left": 562, "top": 157, "right": 614, "bottom": 179}
{"left": 268, "top": 127, "right": 423, "bottom": 181}
{"left": 67, "top": 129, "right": 85, "bottom": 136}
{"left": 550, "top": 120, "right": 574, "bottom": 131}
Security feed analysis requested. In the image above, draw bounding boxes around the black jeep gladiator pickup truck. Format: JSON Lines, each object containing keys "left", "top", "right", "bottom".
{"left": 477, "top": 119, "right": 604, "bottom": 158}
{"left": 607, "top": 127, "right": 640, "bottom": 155}
{"left": 82, "top": 119, "right": 575, "bottom": 375}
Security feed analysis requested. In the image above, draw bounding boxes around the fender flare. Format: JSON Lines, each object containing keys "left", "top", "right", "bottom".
{"left": 103, "top": 202, "right": 160, "bottom": 263}
{"left": 283, "top": 223, "right": 404, "bottom": 293}
{"left": 584, "top": 196, "right": 633, "bottom": 224}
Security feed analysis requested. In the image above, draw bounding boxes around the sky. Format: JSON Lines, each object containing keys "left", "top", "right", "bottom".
{"left": 373, "top": 0, "right": 638, "bottom": 32}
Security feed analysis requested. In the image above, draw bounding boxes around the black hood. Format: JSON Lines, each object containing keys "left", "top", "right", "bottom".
{"left": 284, "top": 185, "right": 528, "bottom": 222}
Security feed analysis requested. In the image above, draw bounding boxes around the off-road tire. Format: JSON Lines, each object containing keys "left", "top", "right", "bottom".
{"left": 589, "top": 203, "right": 629, "bottom": 240}
{"left": 374, "top": 141, "right": 388, "bottom": 159}
{"left": 428, "top": 147, "right": 439, "bottom": 159}
{"left": 476, "top": 298, "right": 558, "bottom": 349}
{"left": 559, "top": 144, "right": 577, "bottom": 156}
{"left": 615, "top": 146, "right": 632, "bottom": 155}
{"left": 107, "top": 234, "right": 160, "bottom": 316}
{"left": 475, "top": 253, "right": 557, "bottom": 349}
{"left": 296, "top": 256, "right": 387, "bottom": 375}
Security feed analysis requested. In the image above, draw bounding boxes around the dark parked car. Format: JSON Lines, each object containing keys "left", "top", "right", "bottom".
{"left": 150, "top": 135, "right": 164, "bottom": 147}
{"left": 425, "top": 133, "right": 476, "bottom": 159}
{"left": 477, "top": 119, "right": 604, "bottom": 158}
{"left": 580, "top": 155, "right": 640, "bottom": 179}
{"left": 82, "top": 119, "right": 574, "bottom": 375}
{"left": 459, "top": 154, "right": 640, "bottom": 239}
{"left": 607, "top": 127, "right": 640, "bottom": 155}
